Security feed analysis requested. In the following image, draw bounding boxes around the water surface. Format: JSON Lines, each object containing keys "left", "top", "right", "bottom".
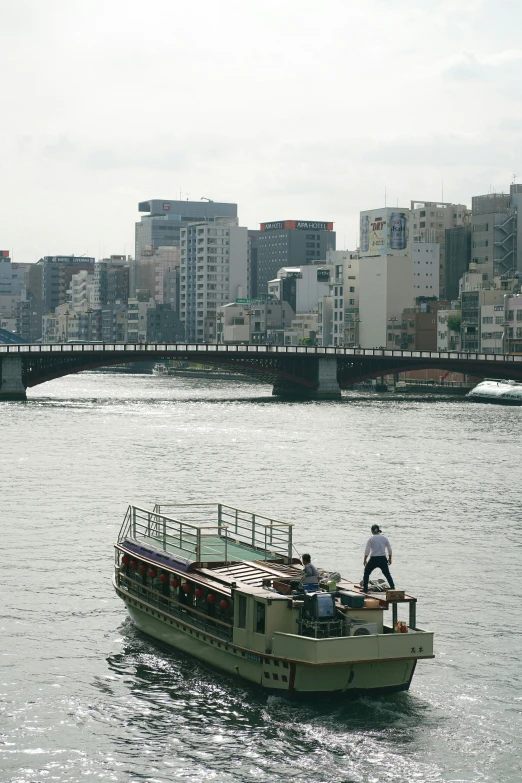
{"left": 1, "top": 373, "right": 521, "bottom": 782}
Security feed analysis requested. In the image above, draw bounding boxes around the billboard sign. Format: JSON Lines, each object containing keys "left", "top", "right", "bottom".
{"left": 261, "top": 220, "right": 334, "bottom": 232}
{"left": 359, "top": 208, "right": 410, "bottom": 257}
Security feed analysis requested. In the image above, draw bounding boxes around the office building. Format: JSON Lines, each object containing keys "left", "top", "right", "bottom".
{"left": 256, "top": 220, "right": 336, "bottom": 295}
{"left": 37, "top": 255, "right": 95, "bottom": 312}
{"left": 135, "top": 199, "right": 238, "bottom": 259}
{"left": 146, "top": 303, "right": 184, "bottom": 343}
{"left": 445, "top": 226, "right": 472, "bottom": 301}
{"left": 94, "top": 256, "right": 129, "bottom": 306}
{"left": 471, "top": 184, "right": 522, "bottom": 277}
{"left": 359, "top": 254, "right": 414, "bottom": 349}
{"left": 180, "top": 217, "right": 248, "bottom": 342}
{"left": 410, "top": 201, "right": 471, "bottom": 296}
{"left": 505, "top": 293, "right": 522, "bottom": 353}
{"left": 216, "top": 299, "right": 293, "bottom": 344}
{"left": 319, "top": 250, "right": 359, "bottom": 347}
{"left": 267, "top": 264, "right": 333, "bottom": 314}
{"left": 247, "top": 230, "right": 262, "bottom": 298}
{"left": 412, "top": 243, "right": 440, "bottom": 298}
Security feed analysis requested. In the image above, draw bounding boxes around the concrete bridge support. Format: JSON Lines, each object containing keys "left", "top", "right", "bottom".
{"left": 272, "top": 357, "right": 341, "bottom": 400}
{"left": 0, "top": 356, "right": 27, "bottom": 401}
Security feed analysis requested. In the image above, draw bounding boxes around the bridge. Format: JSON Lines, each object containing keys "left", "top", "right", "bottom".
{"left": 1, "top": 342, "right": 522, "bottom": 401}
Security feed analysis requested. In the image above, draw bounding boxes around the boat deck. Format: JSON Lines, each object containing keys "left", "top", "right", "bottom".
{"left": 139, "top": 533, "right": 283, "bottom": 563}
{"left": 119, "top": 503, "right": 294, "bottom": 565}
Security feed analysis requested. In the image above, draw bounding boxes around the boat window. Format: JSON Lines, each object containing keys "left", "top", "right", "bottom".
{"left": 255, "top": 602, "right": 266, "bottom": 634}
{"left": 238, "top": 595, "right": 247, "bottom": 628}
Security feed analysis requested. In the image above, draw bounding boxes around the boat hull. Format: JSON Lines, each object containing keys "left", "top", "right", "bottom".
{"left": 466, "top": 395, "right": 522, "bottom": 405}
{"left": 120, "top": 590, "right": 419, "bottom": 697}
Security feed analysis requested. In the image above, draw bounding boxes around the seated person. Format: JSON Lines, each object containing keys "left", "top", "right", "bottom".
{"left": 291, "top": 553, "right": 319, "bottom": 591}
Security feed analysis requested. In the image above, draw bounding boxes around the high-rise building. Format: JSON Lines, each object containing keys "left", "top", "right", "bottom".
{"left": 94, "top": 256, "right": 129, "bottom": 306}
{"left": 37, "top": 256, "right": 95, "bottom": 312}
{"left": 135, "top": 199, "right": 238, "bottom": 259}
{"left": 410, "top": 201, "right": 471, "bottom": 296}
{"left": 247, "top": 230, "right": 262, "bottom": 299}
{"left": 180, "top": 217, "right": 248, "bottom": 342}
{"left": 471, "top": 184, "right": 522, "bottom": 277}
{"left": 256, "top": 220, "right": 336, "bottom": 295}
{"left": 444, "top": 226, "right": 472, "bottom": 301}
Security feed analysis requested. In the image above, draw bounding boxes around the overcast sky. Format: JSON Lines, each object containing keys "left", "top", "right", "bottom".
{"left": 1, "top": 0, "right": 522, "bottom": 261}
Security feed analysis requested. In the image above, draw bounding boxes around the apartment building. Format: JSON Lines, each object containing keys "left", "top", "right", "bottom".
{"left": 180, "top": 217, "right": 248, "bottom": 342}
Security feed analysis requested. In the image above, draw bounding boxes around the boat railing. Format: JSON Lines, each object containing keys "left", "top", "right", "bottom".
{"left": 119, "top": 505, "right": 229, "bottom": 563}
{"left": 117, "top": 572, "right": 233, "bottom": 641}
{"left": 152, "top": 502, "right": 293, "bottom": 561}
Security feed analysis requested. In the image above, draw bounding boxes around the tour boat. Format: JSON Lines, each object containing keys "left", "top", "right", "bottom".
{"left": 466, "top": 378, "right": 522, "bottom": 405}
{"left": 152, "top": 363, "right": 169, "bottom": 376}
{"left": 113, "top": 503, "right": 434, "bottom": 697}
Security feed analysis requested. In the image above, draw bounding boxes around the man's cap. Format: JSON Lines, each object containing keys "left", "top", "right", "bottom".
{"left": 371, "top": 524, "right": 382, "bottom": 533}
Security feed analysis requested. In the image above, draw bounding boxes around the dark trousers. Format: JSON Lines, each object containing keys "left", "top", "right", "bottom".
{"left": 363, "top": 556, "right": 395, "bottom": 591}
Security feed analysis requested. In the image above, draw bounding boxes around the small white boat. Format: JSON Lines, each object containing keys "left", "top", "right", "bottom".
{"left": 113, "top": 502, "right": 434, "bottom": 697}
{"left": 152, "top": 363, "right": 169, "bottom": 376}
{"left": 466, "top": 378, "right": 522, "bottom": 405}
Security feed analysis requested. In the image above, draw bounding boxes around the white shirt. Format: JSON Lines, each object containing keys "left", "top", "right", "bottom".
{"left": 365, "top": 534, "right": 392, "bottom": 558}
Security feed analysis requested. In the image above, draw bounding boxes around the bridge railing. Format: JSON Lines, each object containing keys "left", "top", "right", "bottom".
{"left": 2, "top": 342, "right": 522, "bottom": 363}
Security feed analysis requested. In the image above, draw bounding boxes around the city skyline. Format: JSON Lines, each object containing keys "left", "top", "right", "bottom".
{"left": 2, "top": 0, "right": 522, "bottom": 261}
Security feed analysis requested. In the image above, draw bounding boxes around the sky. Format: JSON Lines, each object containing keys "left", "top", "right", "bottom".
{"left": 1, "top": 0, "right": 522, "bottom": 261}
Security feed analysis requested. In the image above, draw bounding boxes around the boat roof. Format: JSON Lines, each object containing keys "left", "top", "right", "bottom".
{"left": 118, "top": 503, "right": 294, "bottom": 566}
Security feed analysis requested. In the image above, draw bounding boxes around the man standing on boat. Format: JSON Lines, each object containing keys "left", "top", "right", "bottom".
{"left": 362, "top": 525, "right": 395, "bottom": 592}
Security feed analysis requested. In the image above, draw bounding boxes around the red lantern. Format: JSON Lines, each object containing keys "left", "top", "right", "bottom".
{"left": 219, "top": 599, "right": 230, "bottom": 611}
{"left": 171, "top": 577, "right": 180, "bottom": 588}
{"left": 148, "top": 568, "right": 157, "bottom": 579}
{"left": 207, "top": 593, "right": 216, "bottom": 604}
{"left": 182, "top": 582, "right": 192, "bottom": 594}
{"left": 159, "top": 573, "right": 169, "bottom": 584}
{"left": 121, "top": 554, "right": 130, "bottom": 566}
{"left": 139, "top": 564, "right": 147, "bottom": 575}
{"left": 129, "top": 560, "right": 137, "bottom": 570}
{"left": 195, "top": 587, "right": 203, "bottom": 599}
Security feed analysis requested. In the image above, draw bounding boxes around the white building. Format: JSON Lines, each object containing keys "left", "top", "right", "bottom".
{"left": 437, "top": 305, "right": 461, "bottom": 351}
{"left": 127, "top": 296, "right": 155, "bottom": 343}
{"left": 359, "top": 255, "right": 414, "bottom": 348}
{"left": 412, "top": 243, "right": 440, "bottom": 298}
{"left": 325, "top": 251, "right": 359, "bottom": 346}
{"left": 267, "top": 264, "right": 333, "bottom": 314}
{"left": 216, "top": 299, "right": 293, "bottom": 344}
{"left": 68, "top": 269, "right": 94, "bottom": 310}
{"left": 480, "top": 303, "right": 506, "bottom": 354}
{"left": 180, "top": 217, "right": 248, "bottom": 342}
{"left": 283, "top": 312, "right": 319, "bottom": 345}
{"left": 410, "top": 200, "right": 471, "bottom": 296}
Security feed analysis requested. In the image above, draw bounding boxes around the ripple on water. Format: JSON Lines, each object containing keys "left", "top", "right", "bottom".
{"left": 1, "top": 372, "right": 521, "bottom": 783}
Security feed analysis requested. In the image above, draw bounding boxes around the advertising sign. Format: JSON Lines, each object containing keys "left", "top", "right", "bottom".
{"left": 261, "top": 220, "right": 334, "bottom": 232}
{"left": 359, "top": 208, "right": 410, "bottom": 257}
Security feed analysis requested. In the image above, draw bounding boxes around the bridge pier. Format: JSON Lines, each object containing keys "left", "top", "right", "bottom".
{"left": 0, "top": 356, "right": 27, "bottom": 401}
{"left": 272, "top": 357, "right": 341, "bottom": 400}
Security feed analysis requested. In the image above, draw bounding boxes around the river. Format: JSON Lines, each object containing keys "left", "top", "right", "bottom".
{"left": 1, "top": 371, "right": 521, "bottom": 783}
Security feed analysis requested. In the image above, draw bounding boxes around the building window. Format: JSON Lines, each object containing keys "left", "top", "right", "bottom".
{"left": 255, "top": 602, "right": 265, "bottom": 634}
